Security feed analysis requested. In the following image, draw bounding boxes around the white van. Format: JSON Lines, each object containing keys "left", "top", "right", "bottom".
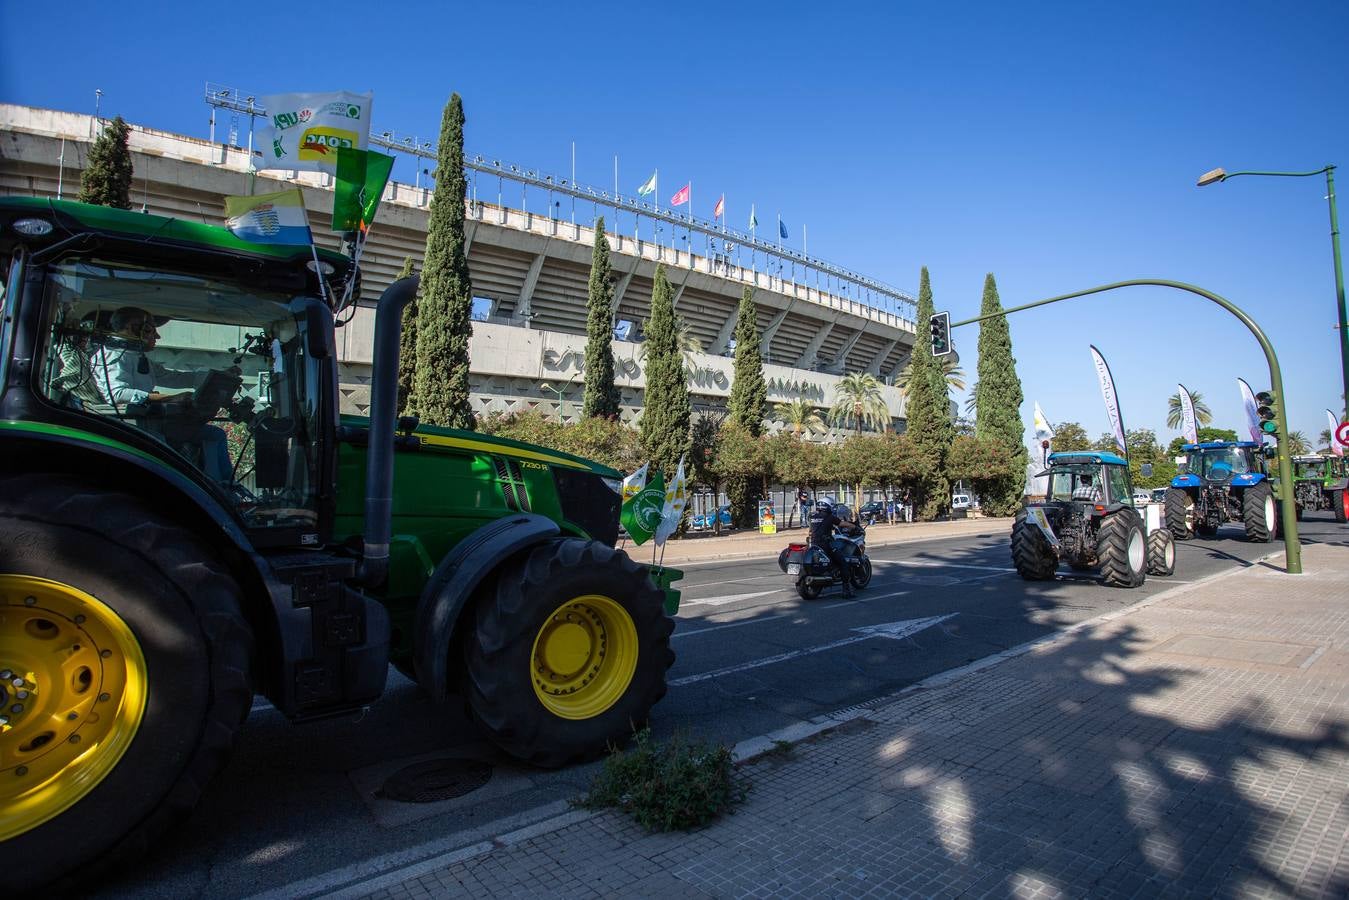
{"left": 952, "top": 494, "right": 972, "bottom": 509}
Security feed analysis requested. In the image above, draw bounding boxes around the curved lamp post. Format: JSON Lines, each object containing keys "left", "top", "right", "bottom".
{"left": 1197, "top": 165, "right": 1347, "bottom": 419}
{"left": 952, "top": 279, "right": 1302, "bottom": 574}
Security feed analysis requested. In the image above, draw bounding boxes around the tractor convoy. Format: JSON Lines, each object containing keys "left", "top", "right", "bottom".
{"left": 0, "top": 198, "right": 681, "bottom": 890}
{"left": 1291, "top": 454, "right": 1349, "bottom": 523}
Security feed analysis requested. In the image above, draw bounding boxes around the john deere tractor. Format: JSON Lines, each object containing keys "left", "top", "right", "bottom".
{"left": 1291, "top": 454, "right": 1349, "bottom": 523}
{"left": 1012, "top": 451, "right": 1175, "bottom": 587}
{"left": 0, "top": 198, "right": 681, "bottom": 890}
{"left": 1165, "top": 441, "right": 1281, "bottom": 541}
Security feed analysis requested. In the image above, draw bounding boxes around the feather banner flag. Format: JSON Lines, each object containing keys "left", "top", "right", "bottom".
{"left": 654, "top": 456, "right": 688, "bottom": 547}
{"left": 1033, "top": 401, "right": 1055, "bottom": 464}
{"left": 1089, "top": 345, "right": 1128, "bottom": 458}
{"left": 1330, "top": 409, "right": 1345, "bottom": 458}
{"left": 1178, "top": 383, "right": 1199, "bottom": 445}
{"left": 1237, "top": 378, "right": 1264, "bottom": 445}
{"left": 621, "top": 468, "right": 665, "bottom": 546}
{"left": 256, "top": 90, "right": 373, "bottom": 174}
{"left": 224, "top": 189, "right": 313, "bottom": 246}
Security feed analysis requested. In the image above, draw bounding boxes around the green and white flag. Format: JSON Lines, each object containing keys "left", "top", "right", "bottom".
{"left": 621, "top": 470, "right": 665, "bottom": 545}
{"left": 636, "top": 171, "right": 657, "bottom": 196}
{"left": 332, "top": 148, "right": 395, "bottom": 232}
{"left": 748, "top": 204, "right": 758, "bottom": 230}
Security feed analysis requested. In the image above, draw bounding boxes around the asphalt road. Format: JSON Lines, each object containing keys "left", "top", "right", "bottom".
{"left": 92, "top": 514, "right": 1346, "bottom": 899}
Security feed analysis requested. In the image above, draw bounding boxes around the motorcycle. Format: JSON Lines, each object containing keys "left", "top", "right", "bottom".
{"left": 777, "top": 525, "right": 873, "bottom": 600}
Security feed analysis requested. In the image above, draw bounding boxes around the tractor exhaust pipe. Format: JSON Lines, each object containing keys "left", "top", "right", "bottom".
{"left": 357, "top": 274, "right": 419, "bottom": 588}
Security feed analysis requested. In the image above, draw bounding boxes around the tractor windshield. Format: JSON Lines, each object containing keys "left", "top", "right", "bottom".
{"left": 1295, "top": 459, "right": 1325, "bottom": 479}
{"left": 1046, "top": 465, "right": 1104, "bottom": 502}
{"left": 1193, "top": 447, "right": 1252, "bottom": 482}
{"left": 34, "top": 257, "right": 331, "bottom": 535}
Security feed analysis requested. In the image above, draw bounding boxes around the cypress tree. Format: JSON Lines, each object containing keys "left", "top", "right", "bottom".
{"left": 904, "top": 267, "right": 954, "bottom": 520}
{"left": 639, "top": 264, "right": 691, "bottom": 478}
{"left": 410, "top": 93, "right": 475, "bottom": 429}
{"left": 582, "top": 216, "right": 621, "bottom": 418}
{"left": 394, "top": 256, "right": 418, "bottom": 416}
{"left": 79, "top": 115, "right": 133, "bottom": 209}
{"left": 726, "top": 287, "right": 767, "bottom": 436}
{"left": 971, "top": 273, "right": 1028, "bottom": 516}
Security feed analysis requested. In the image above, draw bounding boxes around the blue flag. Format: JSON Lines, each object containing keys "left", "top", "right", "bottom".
{"left": 779, "top": 219, "right": 789, "bottom": 239}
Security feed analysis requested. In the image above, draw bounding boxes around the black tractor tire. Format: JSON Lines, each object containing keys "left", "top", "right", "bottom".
{"left": 0, "top": 474, "right": 253, "bottom": 894}
{"left": 1334, "top": 489, "right": 1348, "bottom": 524}
{"left": 1242, "top": 481, "right": 1277, "bottom": 543}
{"left": 1146, "top": 528, "right": 1176, "bottom": 576}
{"left": 1295, "top": 503, "right": 1304, "bottom": 522}
{"left": 850, "top": 556, "right": 873, "bottom": 590}
{"left": 1165, "top": 488, "right": 1194, "bottom": 540}
{"left": 797, "top": 579, "right": 823, "bottom": 601}
{"left": 1011, "top": 510, "right": 1057, "bottom": 580}
{"left": 463, "top": 538, "right": 674, "bottom": 768}
{"left": 1097, "top": 508, "right": 1147, "bottom": 588}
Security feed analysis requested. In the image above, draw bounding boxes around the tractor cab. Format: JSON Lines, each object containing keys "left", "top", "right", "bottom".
{"left": 1039, "top": 451, "right": 1135, "bottom": 512}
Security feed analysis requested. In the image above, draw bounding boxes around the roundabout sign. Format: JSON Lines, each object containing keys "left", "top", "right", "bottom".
{"left": 1337, "top": 421, "right": 1349, "bottom": 448}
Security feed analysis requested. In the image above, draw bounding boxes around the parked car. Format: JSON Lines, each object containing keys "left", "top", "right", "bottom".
{"left": 952, "top": 494, "right": 972, "bottom": 509}
{"left": 858, "top": 501, "right": 886, "bottom": 523}
{"left": 691, "top": 505, "right": 733, "bottom": 530}
{"left": 1132, "top": 490, "right": 1152, "bottom": 506}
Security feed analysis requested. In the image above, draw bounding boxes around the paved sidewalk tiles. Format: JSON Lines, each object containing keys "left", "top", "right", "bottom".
{"left": 361, "top": 542, "right": 1349, "bottom": 899}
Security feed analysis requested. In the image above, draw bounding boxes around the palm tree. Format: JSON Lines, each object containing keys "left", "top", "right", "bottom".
{"left": 1284, "top": 431, "right": 1311, "bottom": 454}
{"left": 1320, "top": 428, "right": 1334, "bottom": 451}
{"left": 897, "top": 356, "right": 966, "bottom": 395}
{"left": 1167, "top": 390, "right": 1213, "bottom": 430}
{"left": 829, "top": 372, "right": 889, "bottom": 434}
{"left": 774, "top": 398, "right": 825, "bottom": 437}
{"left": 638, "top": 320, "right": 703, "bottom": 378}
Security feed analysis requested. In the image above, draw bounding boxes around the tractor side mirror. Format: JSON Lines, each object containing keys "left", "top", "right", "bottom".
{"left": 1140, "top": 463, "right": 1153, "bottom": 478}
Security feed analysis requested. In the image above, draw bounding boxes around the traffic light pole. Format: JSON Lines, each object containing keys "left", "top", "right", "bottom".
{"left": 948, "top": 278, "right": 1302, "bottom": 575}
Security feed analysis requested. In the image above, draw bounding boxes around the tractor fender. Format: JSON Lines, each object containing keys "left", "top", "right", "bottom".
{"left": 1172, "top": 474, "right": 1201, "bottom": 488}
{"left": 413, "top": 513, "right": 562, "bottom": 701}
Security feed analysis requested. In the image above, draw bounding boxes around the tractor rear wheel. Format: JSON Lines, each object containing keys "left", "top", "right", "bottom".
{"left": 1242, "top": 482, "right": 1276, "bottom": 543}
{"left": 463, "top": 538, "right": 674, "bottom": 768}
{"left": 1334, "top": 489, "right": 1348, "bottom": 524}
{"left": 1165, "top": 488, "right": 1194, "bottom": 540}
{"left": 1098, "top": 509, "right": 1147, "bottom": 588}
{"left": 0, "top": 475, "right": 253, "bottom": 893}
{"left": 1011, "top": 511, "right": 1057, "bottom": 580}
{"left": 1146, "top": 528, "right": 1176, "bottom": 576}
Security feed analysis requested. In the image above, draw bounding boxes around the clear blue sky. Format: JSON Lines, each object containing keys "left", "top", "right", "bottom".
{"left": 4, "top": 0, "right": 1347, "bottom": 448}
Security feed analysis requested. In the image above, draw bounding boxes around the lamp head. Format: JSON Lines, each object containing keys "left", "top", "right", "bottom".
{"left": 1197, "top": 167, "right": 1227, "bottom": 186}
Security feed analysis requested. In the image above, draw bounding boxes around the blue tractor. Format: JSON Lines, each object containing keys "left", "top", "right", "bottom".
{"left": 1164, "top": 441, "right": 1279, "bottom": 542}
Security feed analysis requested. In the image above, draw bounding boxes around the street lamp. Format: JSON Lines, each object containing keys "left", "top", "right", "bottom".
{"left": 538, "top": 374, "right": 580, "bottom": 423}
{"left": 1197, "top": 165, "right": 1347, "bottom": 418}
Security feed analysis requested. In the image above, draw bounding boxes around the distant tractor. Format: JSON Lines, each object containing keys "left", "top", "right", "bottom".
{"left": 1165, "top": 441, "right": 1281, "bottom": 541}
{"left": 1012, "top": 452, "right": 1175, "bottom": 587}
{"left": 1290, "top": 454, "right": 1349, "bottom": 523}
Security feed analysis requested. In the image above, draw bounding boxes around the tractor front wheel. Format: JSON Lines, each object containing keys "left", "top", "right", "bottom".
{"left": 1242, "top": 482, "right": 1277, "bottom": 543}
{"left": 1098, "top": 509, "right": 1147, "bottom": 588}
{"left": 1146, "top": 528, "right": 1176, "bottom": 576}
{"left": 463, "top": 539, "right": 674, "bottom": 768}
{"left": 1165, "top": 488, "right": 1194, "bottom": 540}
{"left": 0, "top": 475, "right": 252, "bottom": 893}
{"left": 1011, "top": 511, "right": 1057, "bottom": 580}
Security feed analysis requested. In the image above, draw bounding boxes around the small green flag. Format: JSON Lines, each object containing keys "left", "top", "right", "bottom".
{"left": 332, "top": 148, "right": 395, "bottom": 232}
{"left": 620, "top": 470, "right": 665, "bottom": 545}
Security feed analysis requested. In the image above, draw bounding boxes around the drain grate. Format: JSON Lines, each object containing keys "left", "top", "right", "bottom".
{"left": 378, "top": 758, "right": 493, "bottom": 804}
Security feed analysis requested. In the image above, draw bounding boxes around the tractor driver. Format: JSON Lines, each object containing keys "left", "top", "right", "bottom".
{"left": 809, "top": 498, "right": 856, "bottom": 598}
{"left": 1072, "top": 472, "right": 1102, "bottom": 502}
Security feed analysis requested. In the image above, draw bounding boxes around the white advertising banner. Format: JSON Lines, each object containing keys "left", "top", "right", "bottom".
{"left": 1089, "top": 345, "right": 1127, "bottom": 457}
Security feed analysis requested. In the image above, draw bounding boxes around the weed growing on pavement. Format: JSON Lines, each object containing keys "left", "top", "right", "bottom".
{"left": 578, "top": 728, "right": 748, "bottom": 831}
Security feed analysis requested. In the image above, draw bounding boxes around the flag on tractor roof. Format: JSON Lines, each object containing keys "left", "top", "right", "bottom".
{"left": 224, "top": 189, "right": 313, "bottom": 246}
{"left": 332, "top": 148, "right": 395, "bottom": 232}
{"left": 256, "top": 90, "right": 373, "bottom": 174}
{"left": 654, "top": 456, "right": 689, "bottom": 546}
{"left": 621, "top": 469, "right": 665, "bottom": 545}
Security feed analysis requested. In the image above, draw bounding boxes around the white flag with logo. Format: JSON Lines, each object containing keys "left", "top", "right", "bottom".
{"left": 1329, "top": 409, "right": 1345, "bottom": 458}
{"left": 256, "top": 90, "right": 373, "bottom": 173}
{"left": 1178, "top": 383, "right": 1199, "bottom": 445}
{"left": 654, "top": 456, "right": 688, "bottom": 547}
{"left": 1032, "top": 401, "right": 1055, "bottom": 464}
{"left": 621, "top": 462, "right": 649, "bottom": 501}
{"left": 1089, "top": 345, "right": 1127, "bottom": 457}
{"left": 1237, "top": 378, "right": 1263, "bottom": 445}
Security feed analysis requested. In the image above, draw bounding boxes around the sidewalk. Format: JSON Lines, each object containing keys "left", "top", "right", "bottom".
{"left": 634, "top": 515, "right": 1012, "bottom": 567}
{"left": 360, "top": 542, "right": 1349, "bottom": 899}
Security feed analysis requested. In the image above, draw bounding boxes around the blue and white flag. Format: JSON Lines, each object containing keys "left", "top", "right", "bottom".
{"left": 224, "top": 189, "right": 313, "bottom": 246}
{"left": 1089, "top": 345, "right": 1127, "bottom": 458}
{"left": 778, "top": 217, "right": 789, "bottom": 240}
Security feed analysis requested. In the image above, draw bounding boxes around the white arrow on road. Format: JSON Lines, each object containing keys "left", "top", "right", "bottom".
{"left": 669, "top": 614, "right": 957, "bottom": 686}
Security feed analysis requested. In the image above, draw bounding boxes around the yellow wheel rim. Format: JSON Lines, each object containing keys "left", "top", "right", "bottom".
{"left": 530, "top": 594, "right": 638, "bottom": 720}
{"left": 0, "top": 575, "right": 147, "bottom": 841}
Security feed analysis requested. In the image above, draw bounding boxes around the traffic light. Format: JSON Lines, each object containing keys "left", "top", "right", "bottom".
{"left": 1255, "top": 390, "right": 1278, "bottom": 436}
{"left": 929, "top": 311, "right": 952, "bottom": 357}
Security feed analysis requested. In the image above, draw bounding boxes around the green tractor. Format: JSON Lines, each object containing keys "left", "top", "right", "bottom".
{"left": 0, "top": 198, "right": 681, "bottom": 890}
{"left": 1013, "top": 451, "right": 1175, "bottom": 587}
{"left": 1290, "top": 454, "right": 1349, "bottom": 523}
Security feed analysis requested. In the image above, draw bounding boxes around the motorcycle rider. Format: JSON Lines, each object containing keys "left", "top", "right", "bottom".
{"left": 809, "top": 498, "right": 856, "bottom": 598}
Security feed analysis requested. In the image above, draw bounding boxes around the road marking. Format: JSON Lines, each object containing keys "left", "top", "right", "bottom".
{"left": 822, "top": 588, "right": 911, "bottom": 608}
{"left": 681, "top": 588, "right": 782, "bottom": 607}
{"left": 873, "top": 560, "right": 1015, "bottom": 572}
{"left": 673, "top": 612, "right": 795, "bottom": 638}
{"left": 669, "top": 614, "right": 956, "bottom": 686}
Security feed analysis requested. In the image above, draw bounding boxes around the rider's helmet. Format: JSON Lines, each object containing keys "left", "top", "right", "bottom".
{"left": 815, "top": 497, "right": 834, "bottom": 514}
